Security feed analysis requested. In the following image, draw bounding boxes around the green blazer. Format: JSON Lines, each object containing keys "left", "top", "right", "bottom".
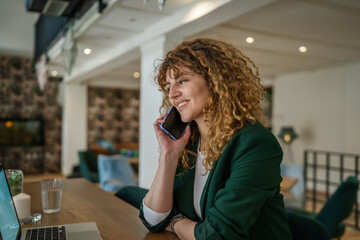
{"left": 140, "top": 122, "right": 293, "bottom": 239}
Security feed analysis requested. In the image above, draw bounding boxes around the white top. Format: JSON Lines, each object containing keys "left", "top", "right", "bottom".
{"left": 143, "top": 146, "right": 209, "bottom": 226}
{"left": 193, "top": 150, "right": 208, "bottom": 219}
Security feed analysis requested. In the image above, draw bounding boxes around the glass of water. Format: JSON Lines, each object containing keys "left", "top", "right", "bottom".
{"left": 40, "top": 178, "right": 64, "bottom": 213}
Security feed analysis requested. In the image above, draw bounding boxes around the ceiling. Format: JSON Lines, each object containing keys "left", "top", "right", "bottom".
{"left": 2, "top": 0, "right": 360, "bottom": 88}
{"left": 204, "top": 0, "right": 360, "bottom": 77}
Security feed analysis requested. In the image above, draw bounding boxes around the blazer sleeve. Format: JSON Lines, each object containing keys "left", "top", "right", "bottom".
{"left": 194, "top": 129, "right": 284, "bottom": 239}
{"left": 139, "top": 203, "right": 177, "bottom": 232}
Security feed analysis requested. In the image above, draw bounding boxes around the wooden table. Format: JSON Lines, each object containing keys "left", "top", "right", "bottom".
{"left": 23, "top": 178, "right": 178, "bottom": 240}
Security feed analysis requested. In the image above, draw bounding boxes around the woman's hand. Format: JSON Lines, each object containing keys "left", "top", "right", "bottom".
{"left": 153, "top": 113, "right": 191, "bottom": 159}
{"left": 164, "top": 223, "right": 172, "bottom": 232}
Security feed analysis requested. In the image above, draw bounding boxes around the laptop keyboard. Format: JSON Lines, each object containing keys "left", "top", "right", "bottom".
{"left": 25, "top": 226, "right": 67, "bottom": 240}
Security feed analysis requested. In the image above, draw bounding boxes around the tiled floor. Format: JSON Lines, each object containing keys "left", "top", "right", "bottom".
{"left": 342, "top": 226, "right": 360, "bottom": 240}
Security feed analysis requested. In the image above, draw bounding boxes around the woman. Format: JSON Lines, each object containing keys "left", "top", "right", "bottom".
{"left": 139, "top": 38, "right": 292, "bottom": 239}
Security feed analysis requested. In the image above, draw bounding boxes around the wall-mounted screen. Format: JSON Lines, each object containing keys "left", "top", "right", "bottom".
{"left": 0, "top": 119, "right": 44, "bottom": 147}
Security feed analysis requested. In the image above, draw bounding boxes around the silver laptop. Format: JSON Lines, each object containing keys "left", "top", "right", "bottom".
{"left": 0, "top": 164, "right": 102, "bottom": 240}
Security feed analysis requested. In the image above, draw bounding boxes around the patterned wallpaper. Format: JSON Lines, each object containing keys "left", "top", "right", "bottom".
{"left": 0, "top": 55, "right": 140, "bottom": 174}
{"left": 0, "top": 55, "right": 62, "bottom": 173}
{"left": 87, "top": 87, "right": 140, "bottom": 146}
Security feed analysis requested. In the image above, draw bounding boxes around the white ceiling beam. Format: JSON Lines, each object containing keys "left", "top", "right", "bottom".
{"left": 167, "top": 0, "right": 275, "bottom": 41}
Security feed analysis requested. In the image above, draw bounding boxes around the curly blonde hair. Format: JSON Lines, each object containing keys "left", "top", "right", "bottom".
{"left": 155, "top": 38, "right": 266, "bottom": 172}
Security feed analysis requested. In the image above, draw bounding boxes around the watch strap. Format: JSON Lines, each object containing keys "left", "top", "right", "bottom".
{"left": 170, "top": 213, "right": 185, "bottom": 235}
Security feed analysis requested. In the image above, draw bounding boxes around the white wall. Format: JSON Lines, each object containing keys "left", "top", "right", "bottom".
{"left": 61, "top": 83, "right": 88, "bottom": 175}
{"left": 272, "top": 61, "right": 360, "bottom": 168}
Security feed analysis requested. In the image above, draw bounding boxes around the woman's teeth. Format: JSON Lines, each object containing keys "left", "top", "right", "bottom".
{"left": 178, "top": 101, "right": 188, "bottom": 107}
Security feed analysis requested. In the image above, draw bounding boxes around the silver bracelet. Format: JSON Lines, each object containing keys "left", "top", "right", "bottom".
{"left": 170, "top": 213, "right": 185, "bottom": 235}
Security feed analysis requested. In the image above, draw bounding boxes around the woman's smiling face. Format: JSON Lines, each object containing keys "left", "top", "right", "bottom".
{"left": 165, "top": 66, "right": 210, "bottom": 125}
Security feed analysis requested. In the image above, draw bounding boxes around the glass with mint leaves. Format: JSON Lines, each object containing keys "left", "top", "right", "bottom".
{"left": 5, "top": 169, "right": 24, "bottom": 196}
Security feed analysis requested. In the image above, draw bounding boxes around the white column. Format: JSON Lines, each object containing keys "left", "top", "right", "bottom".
{"left": 61, "top": 82, "right": 87, "bottom": 176}
{"left": 138, "top": 36, "right": 166, "bottom": 188}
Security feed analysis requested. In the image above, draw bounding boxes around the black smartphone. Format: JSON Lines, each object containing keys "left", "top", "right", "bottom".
{"left": 160, "top": 106, "right": 189, "bottom": 140}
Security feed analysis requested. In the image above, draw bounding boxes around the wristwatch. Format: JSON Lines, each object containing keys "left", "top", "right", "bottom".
{"left": 170, "top": 213, "right": 185, "bottom": 235}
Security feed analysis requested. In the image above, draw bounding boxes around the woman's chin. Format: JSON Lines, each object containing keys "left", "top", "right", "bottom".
{"left": 180, "top": 116, "right": 190, "bottom": 123}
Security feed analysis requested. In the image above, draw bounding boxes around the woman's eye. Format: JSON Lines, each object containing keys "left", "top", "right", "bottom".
{"left": 179, "top": 79, "right": 187, "bottom": 85}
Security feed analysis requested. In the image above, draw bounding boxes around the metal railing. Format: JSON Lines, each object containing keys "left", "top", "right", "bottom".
{"left": 304, "top": 149, "right": 360, "bottom": 229}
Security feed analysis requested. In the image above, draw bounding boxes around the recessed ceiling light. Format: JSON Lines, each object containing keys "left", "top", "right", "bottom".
{"left": 299, "top": 46, "right": 307, "bottom": 53}
{"left": 83, "top": 48, "right": 92, "bottom": 55}
{"left": 51, "top": 70, "right": 58, "bottom": 77}
{"left": 246, "top": 37, "right": 254, "bottom": 44}
{"left": 133, "top": 72, "right": 140, "bottom": 79}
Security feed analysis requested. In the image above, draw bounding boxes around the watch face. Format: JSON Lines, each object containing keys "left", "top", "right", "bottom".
{"left": 171, "top": 213, "right": 185, "bottom": 221}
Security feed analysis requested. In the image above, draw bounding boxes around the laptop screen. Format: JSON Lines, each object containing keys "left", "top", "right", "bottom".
{"left": 0, "top": 167, "right": 21, "bottom": 240}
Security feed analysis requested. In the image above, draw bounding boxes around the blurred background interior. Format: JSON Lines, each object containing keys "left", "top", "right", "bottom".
{"left": 0, "top": 0, "right": 359, "bottom": 238}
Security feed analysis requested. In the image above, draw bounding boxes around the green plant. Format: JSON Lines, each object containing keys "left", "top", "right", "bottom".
{"left": 7, "top": 170, "right": 23, "bottom": 196}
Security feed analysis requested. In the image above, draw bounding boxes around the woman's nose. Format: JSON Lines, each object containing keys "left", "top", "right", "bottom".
{"left": 169, "top": 86, "right": 180, "bottom": 99}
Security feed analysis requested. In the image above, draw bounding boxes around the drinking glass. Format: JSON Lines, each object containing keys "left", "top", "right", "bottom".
{"left": 40, "top": 178, "right": 64, "bottom": 213}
